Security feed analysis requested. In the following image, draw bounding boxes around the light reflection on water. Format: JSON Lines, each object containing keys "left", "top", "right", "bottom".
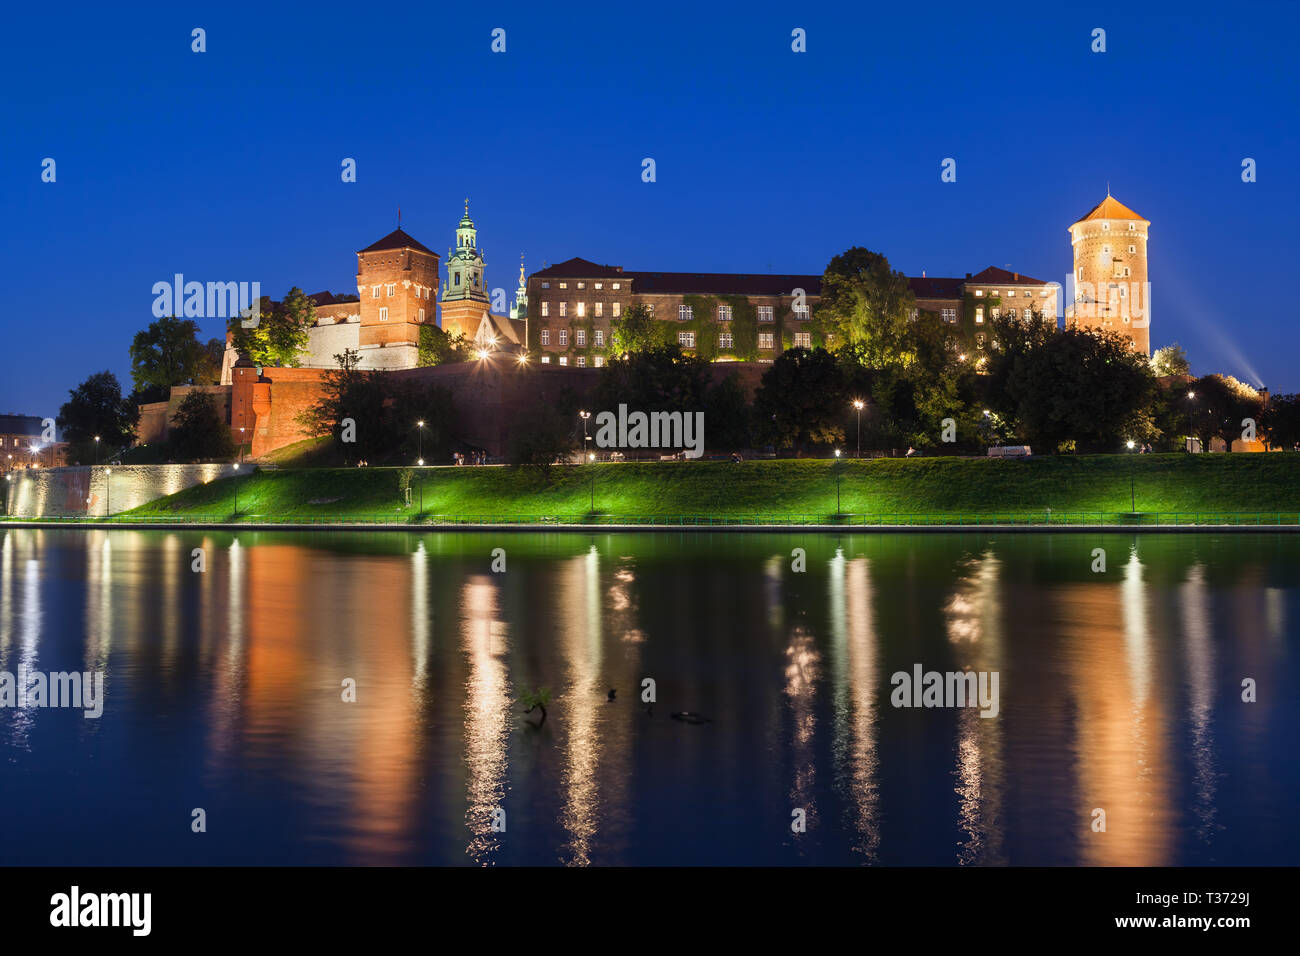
{"left": 0, "top": 527, "right": 1297, "bottom": 866}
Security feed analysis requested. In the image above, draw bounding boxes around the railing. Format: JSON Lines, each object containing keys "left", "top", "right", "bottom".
{"left": 3, "top": 512, "right": 1299, "bottom": 527}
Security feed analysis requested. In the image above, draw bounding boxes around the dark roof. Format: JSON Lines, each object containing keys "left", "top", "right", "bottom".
{"left": 908, "top": 276, "right": 964, "bottom": 298}
{"left": 358, "top": 228, "right": 437, "bottom": 256}
{"left": 626, "top": 272, "right": 823, "bottom": 296}
{"left": 307, "top": 290, "right": 337, "bottom": 306}
{"left": 966, "top": 266, "right": 1049, "bottom": 285}
{"left": 532, "top": 257, "right": 626, "bottom": 278}
{"left": 0, "top": 414, "right": 61, "bottom": 440}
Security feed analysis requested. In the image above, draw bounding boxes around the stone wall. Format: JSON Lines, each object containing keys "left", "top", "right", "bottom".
{"left": 4, "top": 464, "right": 242, "bottom": 518}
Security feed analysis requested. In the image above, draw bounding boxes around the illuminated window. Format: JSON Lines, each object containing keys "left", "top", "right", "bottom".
{"left": 594, "top": 356, "right": 604, "bottom": 367}
{"left": 594, "top": 330, "right": 604, "bottom": 347}
{"left": 942, "top": 308, "right": 957, "bottom": 323}
{"left": 974, "top": 290, "right": 984, "bottom": 297}
{"left": 541, "top": 330, "right": 550, "bottom": 345}
{"left": 559, "top": 302, "right": 567, "bottom": 317}
{"left": 577, "top": 282, "right": 585, "bottom": 289}
{"left": 678, "top": 331, "right": 695, "bottom": 347}
{"left": 719, "top": 332, "right": 734, "bottom": 348}
{"left": 541, "top": 355, "right": 551, "bottom": 364}
{"left": 576, "top": 356, "right": 586, "bottom": 367}
{"left": 975, "top": 307, "right": 984, "bottom": 324}
{"left": 594, "top": 283, "right": 603, "bottom": 290}
{"left": 793, "top": 332, "right": 811, "bottom": 347}
{"left": 577, "top": 302, "right": 585, "bottom": 317}
{"left": 541, "top": 282, "right": 550, "bottom": 289}
{"left": 678, "top": 304, "right": 693, "bottom": 322}
{"left": 559, "top": 356, "right": 568, "bottom": 366}
{"left": 758, "top": 306, "right": 774, "bottom": 322}
{"left": 540, "top": 302, "right": 549, "bottom": 317}
{"left": 717, "top": 304, "right": 732, "bottom": 322}
{"left": 793, "top": 306, "right": 810, "bottom": 320}
{"left": 559, "top": 282, "right": 567, "bottom": 289}
{"left": 612, "top": 302, "right": 621, "bottom": 317}
{"left": 575, "top": 329, "right": 586, "bottom": 346}
{"left": 759, "top": 332, "right": 775, "bottom": 349}
{"left": 612, "top": 282, "right": 621, "bottom": 290}
{"left": 559, "top": 329, "right": 568, "bottom": 346}
{"left": 594, "top": 302, "right": 603, "bottom": 317}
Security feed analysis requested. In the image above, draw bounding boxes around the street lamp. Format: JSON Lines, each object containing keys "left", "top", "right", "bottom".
{"left": 834, "top": 449, "right": 842, "bottom": 516}
{"left": 94, "top": 435, "right": 100, "bottom": 467}
{"left": 579, "top": 410, "right": 591, "bottom": 462}
{"left": 104, "top": 467, "right": 112, "bottom": 517}
{"left": 852, "top": 399, "right": 864, "bottom": 459}
{"left": 1125, "top": 440, "right": 1136, "bottom": 512}
{"left": 3, "top": 473, "right": 11, "bottom": 518}
{"left": 233, "top": 463, "right": 241, "bottom": 517}
{"left": 239, "top": 427, "right": 246, "bottom": 464}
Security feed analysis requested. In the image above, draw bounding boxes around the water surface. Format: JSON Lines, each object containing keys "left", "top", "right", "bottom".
{"left": 0, "top": 528, "right": 1296, "bottom": 865}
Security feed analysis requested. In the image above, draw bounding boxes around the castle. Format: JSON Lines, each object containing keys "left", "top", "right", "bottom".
{"left": 223, "top": 191, "right": 1148, "bottom": 384}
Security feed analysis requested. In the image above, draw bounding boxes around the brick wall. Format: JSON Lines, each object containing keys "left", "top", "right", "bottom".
{"left": 4, "top": 463, "right": 242, "bottom": 517}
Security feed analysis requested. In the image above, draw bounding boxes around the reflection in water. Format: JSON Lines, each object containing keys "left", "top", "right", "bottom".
{"left": 828, "top": 549, "right": 880, "bottom": 861}
{"left": 946, "top": 550, "right": 1006, "bottom": 865}
{"left": 461, "top": 576, "right": 509, "bottom": 864}
{"left": 0, "top": 528, "right": 1295, "bottom": 866}
{"left": 1180, "top": 564, "right": 1220, "bottom": 845}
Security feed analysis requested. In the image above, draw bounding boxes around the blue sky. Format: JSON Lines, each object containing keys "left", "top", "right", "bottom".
{"left": 3, "top": 0, "right": 1297, "bottom": 415}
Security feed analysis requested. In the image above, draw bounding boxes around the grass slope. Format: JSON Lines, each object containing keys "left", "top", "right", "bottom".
{"left": 121, "top": 454, "right": 1300, "bottom": 521}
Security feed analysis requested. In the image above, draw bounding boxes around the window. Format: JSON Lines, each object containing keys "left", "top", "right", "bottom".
{"left": 678, "top": 304, "right": 693, "bottom": 322}
{"left": 717, "top": 304, "right": 732, "bottom": 322}
{"left": 594, "top": 302, "right": 603, "bottom": 317}
{"left": 976, "top": 332, "right": 986, "bottom": 349}
{"left": 418, "top": 308, "right": 425, "bottom": 322}
{"left": 645, "top": 303, "right": 654, "bottom": 316}
{"left": 1102, "top": 245, "right": 1111, "bottom": 254}
{"left": 758, "top": 306, "right": 774, "bottom": 322}
{"left": 612, "top": 282, "right": 621, "bottom": 290}
{"left": 541, "top": 355, "right": 551, "bottom": 364}
{"left": 372, "top": 286, "right": 380, "bottom": 298}
{"left": 1127, "top": 222, "right": 1136, "bottom": 231}
{"left": 974, "top": 290, "right": 984, "bottom": 297}
{"left": 975, "top": 307, "right": 984, "bottom": 324}
{"left": 454, "top": 274, "right": 461, "bottom": 286}
{"left": 991, "top": 308, "right": 1000, "bottom": 319}
{"left": 1006, "top": 290, "right": 1016, "bottom": 297}
{"left": 559, "top": 282, "right": 567, "bottom": 289}
{"left": 559, "top": 302, "right": 567, "bottom": 317}
{"left": 559, "top": 356, "right": 568, "bottom": 366}
{"left": 719, "top": 332, "right": 734, "bottom": 348}
{"left": 759, "top": 332, "right": 775, "bottom": 349}
{"left": 386, "top": 283, "right": 395, "bottom": 296}
{"left": 612, "top": 302, "right": 621, "bottom": 317}
{"left": 576, "top": 302, "right": 585, "bottom": 317}
{"left": 379, "top": 307, "right": 388, "bottom": 321}
{"left": 575, "top": 329, "right": 586, "bottom": 346}
{"left": 941, "top": 308, "right": 956, "bottom": 323}
{"left": 594, "top": 330, "right": 604, "bottom": 347}
{"left": 909, "top": 308, "right": 918, "bottom": 320}
{"left": 1007, "top": 309, "right": 1017, "bottom": 319}
{"left": 541, "top": 282, "right": 550, "bottom": 289}
{"left": 1102, "top": 222, "right": 1111, "bottom": 230}
{"left": 559, "top": 329, "right": 569, "bottom": 346}
{"left": 793, "top": 306, "right": 810, "bottom": 320}
{"left": 678, "top": 331, "right": 695, "bottom": 348}
{"left": 541, "top": 302, "right": 549, "bottom": 317}
{"left": 1123, "top": 267, "right": 1131, "bottom": 277}
{"left": 577, "top": 282, "right": 585, "bottom": 289}
{"left": 594, "top": 283, "right": 603, "bottom": 290}
{"left": 576, "top": 356, "right": 586, "bottom": 367}
{"left": 1128, "top": 245, "right": 1136, "bottom": 254}
{"left": 541, "top": 330, "right": 550, "bottom": 346}
{"left": 793, "top": 332, "right": 811, "bottom": 348}
{"left": 594, "top": 356, "right": 604, "bottom": 368}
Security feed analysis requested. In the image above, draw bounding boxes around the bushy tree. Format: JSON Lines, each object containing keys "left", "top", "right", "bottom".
{"left": 753, "top": 347, "right": 846, "bottom": 454}
{"left": 57, "top": 371, "right": 139, "bottom": 464}
{"left": 129, "top": 315, "right": 210, "bottom": 392}
{"left": 228, "top": 287, "right": 315, "bottom": 368}
{"left": 1150, "top": 343, "right": 1191, "bottom": 378}
{"left": 589, "top": 345, "right": 710, "bottom": 414}
{"left": 813, "top": 248, "right": 916, "bottom": 366}
{"left": 418, "top": 325, "right": 471, "bottom": 367}
{"left": 168, "top": 391, "right": 234, "bottom": 461}
{"left": 506, "top": 403, "right": 575, "bottom": 475}
{"left": 1187, "top": 374, "right": 1262, "bottom": 452}
{"left": 609, "top": 304, "right": 669, "bottom": 356}
{"left": 702, "top": 372, "right": 754, "bottom": 450}
{"left": 1262, "top": 393, "right": 1300, "bottom": 450}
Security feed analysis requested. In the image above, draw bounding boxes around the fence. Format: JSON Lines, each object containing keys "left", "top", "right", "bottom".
{"left": 4, "top": 511, "right": 1299, "bottom": 527}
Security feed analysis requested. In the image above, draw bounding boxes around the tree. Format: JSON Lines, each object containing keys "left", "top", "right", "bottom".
{"left": 589, "top": 345, "right": 710, "bottom": 417}
{"left": 228, "top": 287, "right": 315, "bottom": 367}
{"left": 753, "top": 347, "right": 846, "bottom": 454}
{"left": 197, "top": 338, "right": 226, "bottom": 384}
{"left": 168, "top": 391, "right": 234, "bottom": 461}
{"left": 57, "top": 371, "right": 139, "bottom": 464}
{"left": 1151, "top": 343, "right": 1191, "bottom": 377}
{"left": 506, "top": 403, "right": 575, "bottom": 475}
{"left": 609, "top": 303, "right": 668, "bottom": 356}
{"left": 129, "top": 315, "right": 208, "bottom": 392}
{"left": 1187, "top": 374, "right": 1262, "bottom": 452}
{"left": 1261, "top": 393, "right": 1300, "bottom": 450}
{"left": 813, "top": 248, "right": 916, "bottom": 366}
{"left": 703, "top": 372, "right": 754, "bottom": 450}
{"left": 986, "top": 326, "right": 1159, "bottom": 452}
{"left": 418, "top": 325, "right": 471, "bottom": 367}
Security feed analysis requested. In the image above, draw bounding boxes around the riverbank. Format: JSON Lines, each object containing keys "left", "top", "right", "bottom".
{"left": 4, "top": 453, "right": 1297, "bottom": 527}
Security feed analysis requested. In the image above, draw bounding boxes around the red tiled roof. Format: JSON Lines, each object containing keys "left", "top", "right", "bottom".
{"left": 626, "top": 271, "right": 822, "bottom": 296}
{"left": 531, "top": 257, "right": 625, "bottom": 278}
{"left": 966, "top": 266, "right": 1049, "bottom": 285}
{"left": 1075, "top": 195, "right": 1146, "bottom": 223}
{"left": 358, "top": 228, "right": 437, "bottom": 256}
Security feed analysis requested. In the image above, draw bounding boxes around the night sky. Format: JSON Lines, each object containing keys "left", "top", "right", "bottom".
{"left": 4, "top": 0, "right": 1297, "bottom": 416}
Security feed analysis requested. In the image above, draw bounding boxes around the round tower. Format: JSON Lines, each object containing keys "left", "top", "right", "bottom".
{"left": 1066, "top": 192, "right": 1151, "bottom": 355}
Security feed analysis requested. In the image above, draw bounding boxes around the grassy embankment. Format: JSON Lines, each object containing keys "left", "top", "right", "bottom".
{"left": 118, "top": 453, "right": 1300, "bottom": 523}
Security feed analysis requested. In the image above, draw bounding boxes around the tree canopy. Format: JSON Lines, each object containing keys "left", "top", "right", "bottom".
{"left": 56, "top": 371, "right": 139, "bottom": 464}
{"left": 228, "top": 287, "right": 315, "bottom": 368}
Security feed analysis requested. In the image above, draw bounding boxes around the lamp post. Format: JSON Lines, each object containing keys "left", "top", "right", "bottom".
{"left": 579, "top": 410, "right": 591, "bottom": 463}
{"left": 834, "top": 448, "right": 842, "bottom": 515}
{"left": 94, "top": 435, "right": 100, "bottom": 467}
{"left": 852, "top": 400, "right": 864, "bottom": 459}
{"left": 104, "top": 467, "right": 111, "bottom": 517}
{"left": 239, "top": 427, "right": 246, "bottom": 464}
{"left": 3, "top": 473, "right": 11, "bottom": 518}
{"left": 1125, "top": 440, "right": 1136, "bottom": 512}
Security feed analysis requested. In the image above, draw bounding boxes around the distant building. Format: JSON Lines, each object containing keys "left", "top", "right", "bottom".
{"left": 0, "top": 414, "right": 68, "bottom": 471}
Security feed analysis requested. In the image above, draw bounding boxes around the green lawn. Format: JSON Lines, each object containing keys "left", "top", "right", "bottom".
{"left": 116, "top": 454, "right": 1300, "bottom": 523}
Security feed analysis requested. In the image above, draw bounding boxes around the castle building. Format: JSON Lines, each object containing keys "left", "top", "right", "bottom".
{"left": 526, "top": 262, "right": 1058, "bottom": 366}
{"left": 439, "top": 201, "right": 525, "bottom": 350}
{"left": 1065, "top": 193, "right": 1151, "bottom": 354}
